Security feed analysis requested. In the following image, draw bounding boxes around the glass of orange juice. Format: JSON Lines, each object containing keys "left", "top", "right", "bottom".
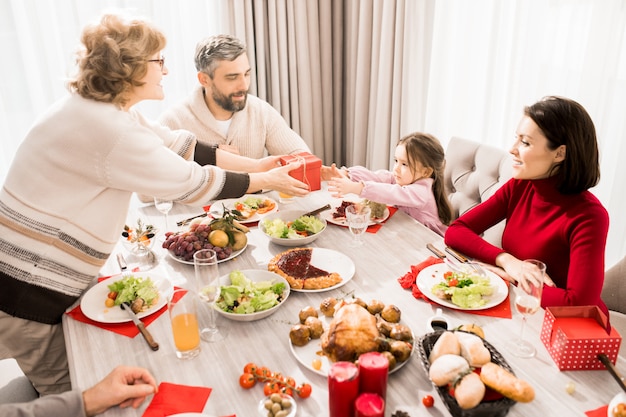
{"left": 278, "top": 192, "right": 295, "bottom": 204}
{"left": 168, "top": 289, "right": 201, "bottom": 359}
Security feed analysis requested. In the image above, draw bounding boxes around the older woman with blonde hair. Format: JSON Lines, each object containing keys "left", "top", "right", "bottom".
{"left": 0, "top": 13, "right": 308, "bottom": 396}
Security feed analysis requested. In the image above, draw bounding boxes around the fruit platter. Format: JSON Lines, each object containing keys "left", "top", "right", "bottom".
{"left": 163, "top": 207, "right": 249, "bottom": 263}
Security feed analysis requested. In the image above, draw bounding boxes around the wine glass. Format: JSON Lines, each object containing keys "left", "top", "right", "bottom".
{"left": 507, "top": 259, "right": 546, "bottom": 358}
{"left": 345, "top": 204, "right": 371, "bottom": 247}
{"left": 193, "top": 249, "right": 225, "bottom": 342}
{"left": 154, "top": 197, "right": 173, "bottom": 232}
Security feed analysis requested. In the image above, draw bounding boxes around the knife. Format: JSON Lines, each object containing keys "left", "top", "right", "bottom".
{"left": 445, "top": 247, "right": 488, "bottom": 277}
{"left": 303, "top": 204, "right": 331, "bottom": 217}
{"left": 177, "top": 212, "right": 208, "bottom": 227}
{"left": 426, "top": 243, "right": 465, "bottom": 272}
{"left": 597, "top": 353, "right": 626, "bottom": 392}
{"left": 121, "top": 302, "right": 159, "bottom": 351}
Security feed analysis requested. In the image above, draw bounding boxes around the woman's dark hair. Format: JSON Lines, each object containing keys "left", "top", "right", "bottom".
{"left": 68, "top": 14, "right": 166, "bottom": 108}
{"left": 398, "top": 132, "right": 453, "bottom": 225}
{"left": 524, "top": 96, "right": 600, "bottom": 193}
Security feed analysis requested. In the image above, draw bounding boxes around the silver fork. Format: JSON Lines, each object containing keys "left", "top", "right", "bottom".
{"left": 445, "top": 247, "right": 488, "bottom": 277}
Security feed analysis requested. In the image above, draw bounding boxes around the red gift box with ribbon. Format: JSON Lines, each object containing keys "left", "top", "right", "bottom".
{"left": 540, "top": 305, "right": 622, "bottom": 370}
{"left": 279, "top": 152, "right": 322, "bottom": 191}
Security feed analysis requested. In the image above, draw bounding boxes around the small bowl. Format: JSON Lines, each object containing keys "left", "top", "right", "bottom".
{"left": 214, "top": 270, "right": 290, "bottom": 322}
{"left": 258, "top": 393, "right": 297, "bottom": 417}
{"left": 259, "top": 210, "right": 327, "bottom": 247}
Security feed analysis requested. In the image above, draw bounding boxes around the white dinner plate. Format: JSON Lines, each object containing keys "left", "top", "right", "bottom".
{"left": 415, "top": 263, "right": 509, "bottom": 310}
{"left": 321, "top": 204, "right": 390, "bottom": 227}
{"left": 80, "top": 272, "right": 173, "bottom": 323}
{"left": 281, "top": 248, "right": 356, "bottom": 293}
{"left": 608, "top": 392, "right": 626, "bottom": 417}
{"left": 167, "top": 243, "right": 247, "bottom": 265}
{"left": 289, "top": 315, "right": 415, "bottom": 376}
{"left": 210, "top": 195, "right": 278, "bottom": 224}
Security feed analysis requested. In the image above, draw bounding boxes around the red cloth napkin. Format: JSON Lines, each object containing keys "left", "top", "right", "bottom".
{"left": 142, "top": 382, "right": 211, "bottom": 417}
{"left": 585, "top": 405, "right": 608, "bottom": 416}
{"left": 366, "top": 206, "right": 398, "bottom": 233}
{"left": 65, "top": 275, "right": 185, "bottom": 338}
{"left": 398, "top": 256, "right": 512, "bottom": 319}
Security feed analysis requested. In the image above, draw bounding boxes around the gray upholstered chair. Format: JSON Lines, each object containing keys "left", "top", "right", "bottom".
{"left": 602, "top": 256, "right": 626, "bottom": 355}
{"left": 444, "top": 136, "right": 512, "bottom": 246}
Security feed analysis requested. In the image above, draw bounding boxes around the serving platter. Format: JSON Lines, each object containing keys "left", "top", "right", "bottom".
{"left": 80, "top": 272, "right": 173, "bottom": 323}
{"left": 289, "top": 314, "right": 414, "bottom": 376}
{"left": 167, "top": 243, "right": 247, "bottom": 265}
{"left": 210, "top": 195, "right": 278, "bottom": 224}
{"left": 415, "top": 264, "right": 508, "bottom": 310}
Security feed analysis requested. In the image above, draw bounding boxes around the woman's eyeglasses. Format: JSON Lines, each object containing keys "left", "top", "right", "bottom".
{"left": 147, "top": 56, "right": 165, "bottom": 69}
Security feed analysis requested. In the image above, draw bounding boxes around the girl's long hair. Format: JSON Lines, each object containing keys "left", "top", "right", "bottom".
{"left": 399, "top": 132, "right": 453, "bottom": 225}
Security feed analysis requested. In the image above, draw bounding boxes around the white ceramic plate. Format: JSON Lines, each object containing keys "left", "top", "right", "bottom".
{"left": 415, "top": 263, "right": 509, "bottom": 310}
{"left": 276, "top": 248, "right": 356, "bottom": 293}
{"left": 289, "top": 314, "right": 414, "bottom": 376}
{"left": 80, "top": 272, "right": 173, "bottom": 323}
{"left": 210, "top": 195, "right": 278, "bottom": 224}
{"left": 214, "top": 270, "right": 290, "bottom": 322}
{"left": 321, "top": 205, "right": 390, "bottom": 227}
{"left": 608, "top": 392, "right": 626, "bottom": 417}
{"left": 167, "top": 243, "right": 247, "bottom": 265}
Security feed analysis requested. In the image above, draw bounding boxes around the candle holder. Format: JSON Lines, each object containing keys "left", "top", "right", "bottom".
{"left": 328, "top": 362, "right": 359, "bottom": 417}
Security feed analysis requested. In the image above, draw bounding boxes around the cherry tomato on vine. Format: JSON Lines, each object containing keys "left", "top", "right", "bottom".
{"left": 281, "top": 386, "right": 294, "bottom": 396}
{"left": 422, "top": 394, "right": 434, "bottom": 407}
{"left": 255, "top": 366, "right": 271, "bottom": 382}
{"left": 243, "top": 362, "right": 258, "bottom": 375}
{"left": 263, "top": 381, "right": 281, "bottom": 396}
{"left": 239, "top": 373, "right": 256, "bottom": 389}
{"left": 297, "top": 383, "right": 312, "bottom": 399}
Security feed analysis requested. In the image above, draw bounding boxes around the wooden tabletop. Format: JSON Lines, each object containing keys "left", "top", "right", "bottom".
{"left": 62, "top": 185, "right": 626, "bottom": 417}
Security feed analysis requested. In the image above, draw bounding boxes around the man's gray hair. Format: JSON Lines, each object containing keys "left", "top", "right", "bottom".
{"left": 194, "top": 34, "right": 247, "bottom": 77}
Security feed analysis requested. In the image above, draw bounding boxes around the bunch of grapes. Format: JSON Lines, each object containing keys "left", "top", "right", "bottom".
{"left": 162, "top": 223, "right": 233, "bottom": 261}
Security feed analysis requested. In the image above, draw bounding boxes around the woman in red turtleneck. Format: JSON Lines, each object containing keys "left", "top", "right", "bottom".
{"left": 444, "top": 96, "right": 609, "bottom": 315}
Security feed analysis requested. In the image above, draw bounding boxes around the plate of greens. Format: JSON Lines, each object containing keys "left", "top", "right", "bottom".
{"left": 214, "top": 270, "right": 290, "bottom": 321}
{"left": 415, "top": 264, "right": 508, "bottom": 310}
{"left": 259, "top": 210, "right": 327, "bottom": 246}
{"left": 80, "top": 272, "right": 173, "bottom": 323}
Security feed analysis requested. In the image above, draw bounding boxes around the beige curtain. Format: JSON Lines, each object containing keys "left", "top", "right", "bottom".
{"left": 224, "top": 0, "right": 435, "bottom": 168}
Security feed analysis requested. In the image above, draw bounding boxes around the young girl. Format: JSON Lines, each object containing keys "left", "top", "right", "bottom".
{"left": 322, "top": 132, "right": 452, "bottom": 236}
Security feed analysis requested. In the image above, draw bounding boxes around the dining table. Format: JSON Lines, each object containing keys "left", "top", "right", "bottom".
{"left": 62, "top": 183, "right": 626, "bottom": 417}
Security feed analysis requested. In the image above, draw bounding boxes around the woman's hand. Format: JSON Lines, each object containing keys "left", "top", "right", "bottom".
{"left": 495, "top": 253, "right": 555, "bottom": 290}
{"left": 252, "top": 155, "right": 283, "bottom": 173}
{"left": 248, "top": 161, "right": 310, "bottom": 196}
{"left": 328, "top": 176, "right": 363, "bottom": 198}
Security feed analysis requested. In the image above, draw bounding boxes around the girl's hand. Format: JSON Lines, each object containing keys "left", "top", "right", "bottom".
{"left": 328, "top": 176, "right": 364, "bottom": 198}
{"left": 321, "top": 163, "right": 347, "bottom": 181}
{"left": 254, "top": 155, "right": 283, "bottom": 172}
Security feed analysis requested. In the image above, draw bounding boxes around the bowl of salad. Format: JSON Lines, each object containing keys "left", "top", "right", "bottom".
{"left": 259, "top": 210, "right": 327, "bottom": 246}
{"left": 215, "top": 270, "right": 290, "bottom": 322}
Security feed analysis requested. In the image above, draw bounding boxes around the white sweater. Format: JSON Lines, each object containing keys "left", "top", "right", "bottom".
{"left": 0, "top": 94, "right": 249, "bottom": 324}
{"left": 159, "top": 86, "right": 310, "bottom": 158}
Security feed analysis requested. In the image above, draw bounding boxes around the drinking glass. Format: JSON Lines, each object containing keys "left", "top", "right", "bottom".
{"left": 193, "top": 249, "right": 225, "bottom": 342}
{"left": 507, "top": 259, "right": 546, "bottom": 358}
{"left": 168, "top": 289, "right": 201, "bottom": 359}
{"left": 154, "top": 197, "right": 173, "bottom": 231}
{"left": 345, "top": 205, "right": 371, "bottom": 247}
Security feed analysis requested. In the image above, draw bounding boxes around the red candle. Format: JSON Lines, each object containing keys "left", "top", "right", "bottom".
{"left": 355, "top": 393, "right": 385, "bottom": 417}
{"left": 328, "top": 362, "right": 359, "bottom": 417}
{"left": 358, "top": 351, "right": 389, "bottom": 400}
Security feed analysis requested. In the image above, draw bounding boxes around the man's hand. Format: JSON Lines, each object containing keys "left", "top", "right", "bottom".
{"left": 82, "top": 366, "right": 158, "bottom": 417}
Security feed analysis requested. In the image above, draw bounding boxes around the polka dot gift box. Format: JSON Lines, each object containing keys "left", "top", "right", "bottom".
{"left": 540, "top": 306, "right": 622, "bottom": 371}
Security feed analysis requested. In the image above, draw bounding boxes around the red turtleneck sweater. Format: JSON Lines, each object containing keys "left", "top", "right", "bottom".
{"left": 444, "top": 176, "right": 609, "bottom": 315}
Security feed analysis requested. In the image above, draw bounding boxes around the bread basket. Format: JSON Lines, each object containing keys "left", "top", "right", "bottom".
{"left": 417, "top": 330, "right": 516, "bottom": 417}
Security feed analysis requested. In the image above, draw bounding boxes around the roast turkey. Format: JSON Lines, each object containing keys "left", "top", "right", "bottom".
{"left": 321, "top": 303, "right": 380, "bottom": 362}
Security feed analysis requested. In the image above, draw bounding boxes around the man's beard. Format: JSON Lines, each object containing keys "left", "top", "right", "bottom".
{"left": 212, "top": 89, "right": 247, "bottom": 113}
